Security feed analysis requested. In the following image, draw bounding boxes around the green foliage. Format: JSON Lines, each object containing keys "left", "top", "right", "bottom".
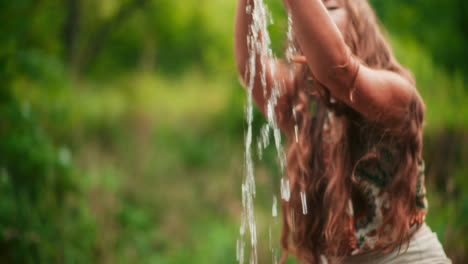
{"left": 0, "top": 92, "right": 96, "bottom": 263}
{"left": 371, "top": 0, "right": 468, "bottom": 75}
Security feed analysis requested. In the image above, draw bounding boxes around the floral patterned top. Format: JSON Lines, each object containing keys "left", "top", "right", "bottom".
{"left": 348, "top": 148, "right": 428, "bottom": 255}
{"left": 322, "top": 109, "right": 428, "bottom": 256}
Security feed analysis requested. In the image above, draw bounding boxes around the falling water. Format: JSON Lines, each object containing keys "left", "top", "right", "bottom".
{"left": 272, "top": 195, "right": 278, "bottom": 217}
{"left": 300, "top": 191, "right": 308, "bottom": 215}
{"left": 238, "top": 1, "right": 300, "bottom": 263}
{"left": 237, "top": 0, "right": 272, "bottom": 263}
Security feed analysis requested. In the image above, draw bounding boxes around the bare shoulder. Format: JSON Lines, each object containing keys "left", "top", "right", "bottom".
{"left": 342, "top": 64, "right": 421, "bottom": 128}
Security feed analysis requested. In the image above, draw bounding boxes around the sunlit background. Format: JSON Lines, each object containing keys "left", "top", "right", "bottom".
{"left": 1, "top": 0, "right": 467, "bottom": 263}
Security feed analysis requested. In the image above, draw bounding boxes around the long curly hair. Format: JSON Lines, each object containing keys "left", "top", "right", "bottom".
{"left": 279, "top": 0, "right": 426, "bottom": 263}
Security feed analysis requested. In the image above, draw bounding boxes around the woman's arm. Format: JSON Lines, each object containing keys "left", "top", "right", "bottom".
{"left": 283, "top": 0, "right": 420, "bottom": 126}
{"left": 234, "top": 0, "right": 296, "bottom": 134}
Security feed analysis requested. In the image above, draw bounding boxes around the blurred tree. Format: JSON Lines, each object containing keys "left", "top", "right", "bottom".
{"left": 371, "top": 0, "right": 468, "bottom": 78}
{"left": 75, "top": 0, "right": 149, "bottom": 75}
{"left": 63, "top": 0, "right": 80, "bottom": 67}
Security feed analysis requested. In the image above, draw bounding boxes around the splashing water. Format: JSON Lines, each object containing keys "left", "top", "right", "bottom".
{"left": 237, "top": 0, "right": 272, "bottom": 263}
{"left": 238, "top": 2, "right": 299, "bottom": 263}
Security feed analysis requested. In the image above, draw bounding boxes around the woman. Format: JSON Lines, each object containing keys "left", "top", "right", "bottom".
{"left": 234, "top": 0, "right": 452, "bottom": 263}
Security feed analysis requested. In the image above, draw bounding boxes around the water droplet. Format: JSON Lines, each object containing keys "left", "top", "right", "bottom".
{"left": 300, "top": 191, "right": 308, "bottom": 215}
{"left": 272, "top": 196, "right": 278, "bottom": 217}
{"left": 294, "top": 124, "right": 299, "bottom": 143}
{"left": 280, "top": 177, "right": 291, "bottom": 201}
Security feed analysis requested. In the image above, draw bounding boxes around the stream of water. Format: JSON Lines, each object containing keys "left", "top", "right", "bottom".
{"left": 237, "top": 1, "right": 300, "bottom": 263}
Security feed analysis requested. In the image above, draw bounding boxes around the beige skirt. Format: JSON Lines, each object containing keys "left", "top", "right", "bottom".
{"left": 336, "top": 223, "right": 452, "bottom": 264}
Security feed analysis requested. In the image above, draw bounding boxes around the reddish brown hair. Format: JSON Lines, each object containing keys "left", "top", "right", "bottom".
{"left": 280, "top": 0, "right": 425, "bottom": 263}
